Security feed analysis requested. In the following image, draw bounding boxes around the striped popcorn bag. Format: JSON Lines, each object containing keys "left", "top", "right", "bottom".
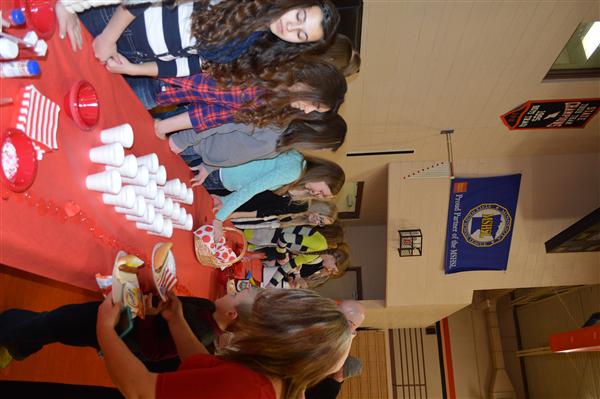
{"left": 13, "top": 84, "right": 60, "bottom": 160}
{"left": 157, "top": 268, "right": 178, "bottom": 294}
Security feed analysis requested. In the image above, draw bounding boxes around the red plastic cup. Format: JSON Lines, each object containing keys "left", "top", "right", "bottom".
{"left": 11, "top": 0, "right": 56, "bottom": 39}
{"left": 64, "top": 80, "right": 100, "bottom": 131}
{"left": 0, "top": 128, "right": 38, "bottom": 192}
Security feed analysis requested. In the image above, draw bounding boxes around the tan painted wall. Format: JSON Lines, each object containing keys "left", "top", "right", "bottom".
{"left": 359, "top": 154, "right": 600, "bottom": 329}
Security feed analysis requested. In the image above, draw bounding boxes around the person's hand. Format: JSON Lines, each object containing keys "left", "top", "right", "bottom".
{"left": 289, "top": 276, "right": 308, "bottom": 289}
{"left": 92, "top": 32, "right": 119, "bottom": 64}
{"left": 276, "top": 252, "right": 289, "bottom": 266}
{"left": 105, "top": 53, "right": 138, "bottom": 75}
{"left": 213, "top": 219, "right": 224, "bottom": 243}
{"left": 143, "top": 293, "right": 163, "bottom": 316}
{"left": 55, "top": 1, "right": 83, "bottom": 51}
{"left": 97, "top": 295, "right": 122, "bottom": 331}
{"left": 190, "top": 166, "right": 209, "bottom": 187}
{"left": 160, "top": 291, "right": 184, "bottom": 323}
{"left": 211, "top": 195, "right": 223, "bottom": 213}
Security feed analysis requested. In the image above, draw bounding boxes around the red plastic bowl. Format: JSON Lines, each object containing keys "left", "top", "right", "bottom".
{"left": 12, "top": 0, "right": 56, "bottom": 39}
{"left": 64, "top": 80, "right": 100, "bottom": 131}
{"left": 0, "top": 128, "right": 38, "bottom": 192}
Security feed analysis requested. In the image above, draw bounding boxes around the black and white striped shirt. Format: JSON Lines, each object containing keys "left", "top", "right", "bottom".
{"left": 127, "top": 1, "right": 201, "bottom": 77}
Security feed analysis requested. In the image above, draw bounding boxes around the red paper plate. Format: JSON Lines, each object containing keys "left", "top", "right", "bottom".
{"left": 0, "top": 128, "right": 38, "bottom": 192}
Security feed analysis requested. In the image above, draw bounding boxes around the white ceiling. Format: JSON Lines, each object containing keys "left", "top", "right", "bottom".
{"left": 324, "top": 0, "right": 600, "bottom": 225}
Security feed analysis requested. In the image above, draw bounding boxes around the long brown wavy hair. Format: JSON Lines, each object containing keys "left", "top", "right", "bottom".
{"left": 276, "top": 113, "right": 347, "bottom": 152}
{"left": 234, "top": 58, "right": 347, "bottom": 127}
{"left": 274, "top": 154, "right": 345, "bottom": 198}
{"left": 219, "top": 288, "right": 352, "bottom": 399}
{"left": 193, "top": 0, "right": 340, "bottom": 82}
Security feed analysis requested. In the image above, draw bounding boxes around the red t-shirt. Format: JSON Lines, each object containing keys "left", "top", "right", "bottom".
{"left": 155, "top": 354, "right": 276, "bottom": 399}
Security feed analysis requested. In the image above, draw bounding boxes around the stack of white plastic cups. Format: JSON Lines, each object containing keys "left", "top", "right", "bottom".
{"left": 87, "top": 123, "right": 194, "bottom": 237}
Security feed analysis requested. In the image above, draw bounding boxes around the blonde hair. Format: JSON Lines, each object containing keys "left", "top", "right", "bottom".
{"left": 275, "top": 154, "right": 345, "bottom": 198}
{"left": 303, "top": 244, "right": 350, "bottom": 288}
{"left": 314, "top": 220, "right": 344, "bottom": 248}
{"left": 219, "top": 289, "right": 351, "bottom": 399}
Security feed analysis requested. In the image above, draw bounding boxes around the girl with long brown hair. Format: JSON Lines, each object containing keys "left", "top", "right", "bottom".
{"left": 154, "top": 58, "right": 347, "bottom": 139}
{"left": 231, "top": 200, "right": 337, "bottom": 229}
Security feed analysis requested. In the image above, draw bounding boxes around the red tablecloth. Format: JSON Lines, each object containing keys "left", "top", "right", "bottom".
{"left": 0, "top": 18, "right": 219, "bottom": 298}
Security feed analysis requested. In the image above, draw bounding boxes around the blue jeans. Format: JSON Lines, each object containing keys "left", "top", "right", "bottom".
{"left": 203, "top": 170, "right": 226, "bottom": 191}
{"left": 79, "top": 6, "right": 165, "bottom": 109}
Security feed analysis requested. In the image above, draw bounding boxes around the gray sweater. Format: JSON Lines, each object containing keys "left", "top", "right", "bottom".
{"left": 170, "top": 124, "right": 284, "bottom": 173}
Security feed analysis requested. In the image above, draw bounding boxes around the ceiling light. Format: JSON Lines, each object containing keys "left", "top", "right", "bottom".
{"left": 582, "top": 21, "right": 600, "bottom": 59}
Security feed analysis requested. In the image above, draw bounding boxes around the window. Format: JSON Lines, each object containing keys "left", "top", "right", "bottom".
{"left": 545, "top": 21, "right": 600, "bottom": 80}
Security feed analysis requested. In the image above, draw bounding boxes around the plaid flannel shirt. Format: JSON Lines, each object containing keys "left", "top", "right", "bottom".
{"left": 157, "top": 73, "right": 261, "bottom": 133}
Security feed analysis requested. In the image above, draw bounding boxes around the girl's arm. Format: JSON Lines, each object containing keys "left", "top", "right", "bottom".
{"left": 106, "top": 55, "right": 159, "bottom": 76}
{"left": 160, "top": 292, "right": 208, "bottom": 361}
{"left": 93, "top": 5, "right": 136, "bottom": 63}
{"left": 155, "top": 113, "right": 193, "bottom": 140}
{"left": 229, "top": 211, "right": 259, "bottom": 219}
{"left": 96, "top": 297, "right": 158, "bottom": 399}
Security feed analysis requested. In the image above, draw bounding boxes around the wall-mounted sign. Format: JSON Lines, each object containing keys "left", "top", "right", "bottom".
{"left": 444, "top": 175, "right": 521, "bottom": 274}
{"left": 500, "top": 98, "right": 600, "bottom": 130}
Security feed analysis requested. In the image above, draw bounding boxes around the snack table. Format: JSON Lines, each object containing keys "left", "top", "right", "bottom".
{"left": 0, "top": 18, "right": 218, "bottom": 298}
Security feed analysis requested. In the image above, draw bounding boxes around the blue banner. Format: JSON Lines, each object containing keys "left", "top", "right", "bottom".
{"left": 444, "top": 175, "right": 521, "bottom": 274}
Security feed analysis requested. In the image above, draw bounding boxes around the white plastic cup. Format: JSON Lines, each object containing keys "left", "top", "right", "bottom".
{"left": 173, "top": 214, "right": 193, "bottom": 231}
{"left": 147, "top": 189, "right": 166, "bottom": 208}
{"left": 126, "top": 203, "right": 155, "bottom": 224}
{"left": 136, "top": 153, "right": 159, "bottom": 173}
{"left": 121, "top": 165, "right": 149, "bottom": 186}
{"left": 149, "top": 218, "right": 173, "bottom": 238}
{"left": 136, "top": 214, "right": 165, "bottom": 233}
{"left": 149, "top": 165, "right": 167, "bottom": 185}
{"left": 164, "top": 178, "right": 181, "bottom": 196}
{"left": 106, "top": 154, "right": 138, "bottom": 178}
{"left": 184, "top": 188, "right": 194, "bottom": 205}
{"left": 102, "top": 185, "right": 136, "bottom": 208}
{"left": 89, "top": 143, "right": 125, "bottom": 166}
{"left": 100, "top": 124, "right": 134, "bottom": 148}
{"left": 86, "top": 170, "right": 121, "bottom": 194}
{"left": 115, "top": 196, "right": 146, "bottom": 217}
{"left": 131, "top": 180, "right": 158, "bottom": 199}
{"left": 155, "top": 197, "right": 174, "bottom": 217}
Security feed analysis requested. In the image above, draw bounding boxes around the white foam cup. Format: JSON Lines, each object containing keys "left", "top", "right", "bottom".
{"left": 184, "top": 188, "right": 194, "bottom": 205}
{"left": 86, "top": 170, "right": 121, "bottom": 194}
{"left": 102, "top": 185, "right": 135, "bottom": 208}
{"left": 136, "top": 214, "right": 165, "bottom": 233}
{"left": 106, "top": 154, "right": 138, "bottom": 178}
{"left": 170, "top": 202, "right": 181, "bottom": 221}
{"left": 126, "top": 203, "right": 155, "bottom": 224}
{"left": 164, "top": 178, "right": 181, "bottom": 196}
{"left": 131, "top": 180, "right": 158, "bottom": 199}
{"left": 121, "top": 165, "right": 149, "bottom": 186}
{"left": 155, "top": 197, "right": 174, "bottom": 217}
{"left": 149, "top": 165, "right": 167, "bottom": 185}
{"left": 136, "top": 153, "right": 159, "bottom": 173}
{"left": 149, "top": 218, "right": 173, "bottom": 238}
{"left": 176, "top": 209, "right": 187, "bottom": 225}
{"left": 173, "top": 214, "right": 193, "bottom": 231}
{"left": 89, "top": 143, "right": 125, "bottom": 166}
{"left": 115, "top": 196, "right": 146, "bottom": 217}
{"left": 100, "top": 124, "right": 134, "bottom": 148}
{"left": 147, "top": 189, "right": 166, "bottom": 208}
